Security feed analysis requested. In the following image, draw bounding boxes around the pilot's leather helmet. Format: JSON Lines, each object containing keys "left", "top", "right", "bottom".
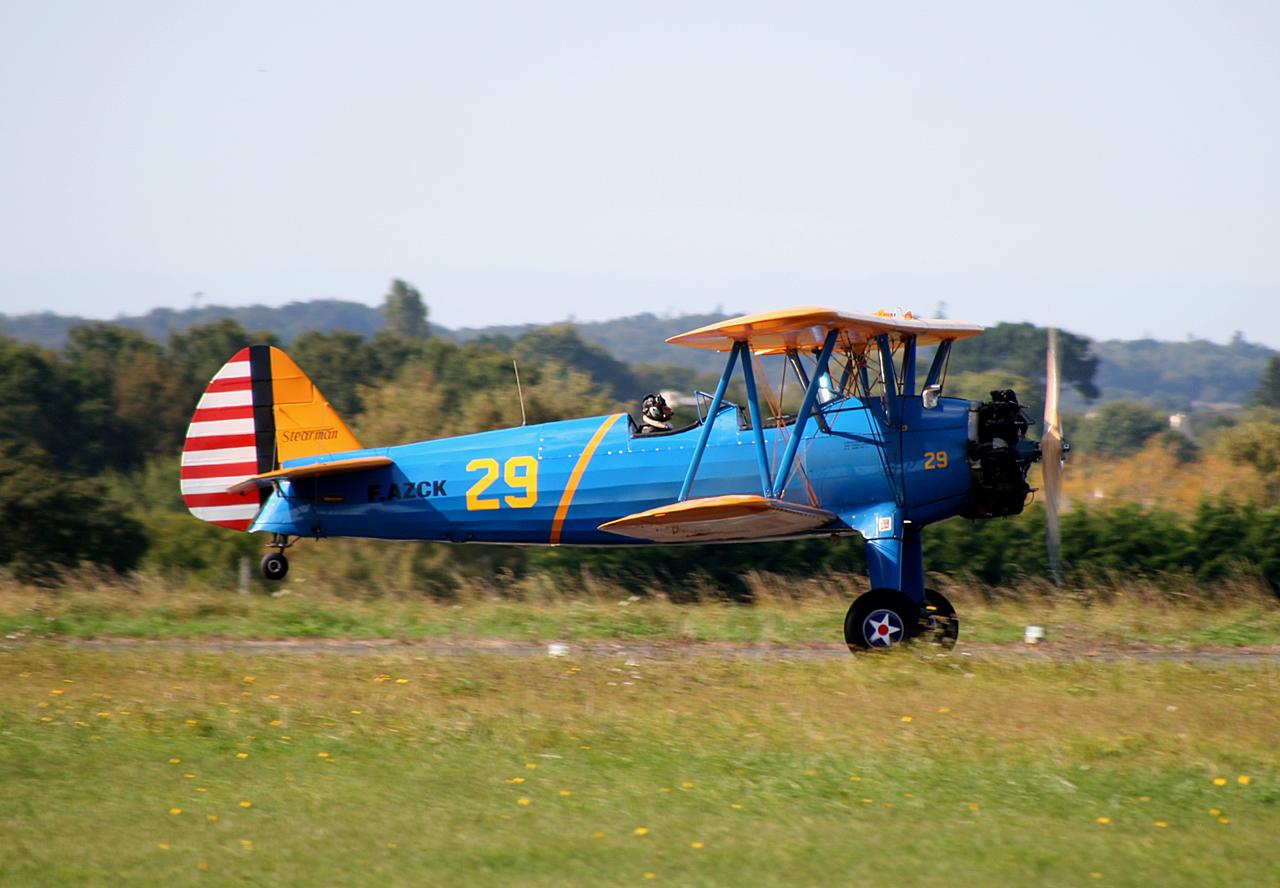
{"left": 642, "top": 393, "right": 673, "bottom": 422}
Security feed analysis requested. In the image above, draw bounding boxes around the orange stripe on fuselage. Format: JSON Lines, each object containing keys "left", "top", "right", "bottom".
{"left": 549, "top": 413, "right": 625, "bottom": 545}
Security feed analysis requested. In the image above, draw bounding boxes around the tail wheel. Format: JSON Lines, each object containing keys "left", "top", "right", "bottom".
{"left": 261, "top": 551, "right": 288, "bottom": 581}
{"left": 921, "top": 588, "right": 959, "bottom": 650}
{"left": 845, "top": 589, "right": 920, "bottom": 653}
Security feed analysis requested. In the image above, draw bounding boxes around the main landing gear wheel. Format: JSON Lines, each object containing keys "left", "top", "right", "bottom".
{"left": 921, "top": 588, "right": 959, "bottom": 650}
{"left": 845, "top": 589, "right": 921, "bottom": 652}
{"left": 260, "top": 551, "right": 288, "bottom": 581}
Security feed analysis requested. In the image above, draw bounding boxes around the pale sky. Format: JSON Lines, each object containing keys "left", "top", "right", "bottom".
{"left": 2, "top": 2, "right": 1277, "bottom": 347}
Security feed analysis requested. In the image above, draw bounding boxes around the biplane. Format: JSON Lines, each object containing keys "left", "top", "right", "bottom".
{"left": 180, "top": 306, "right": 1063, "bottom": 651}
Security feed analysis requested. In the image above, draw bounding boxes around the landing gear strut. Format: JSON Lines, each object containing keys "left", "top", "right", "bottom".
{"left": 261, "top": 534, "right": 292, "bottom": 581}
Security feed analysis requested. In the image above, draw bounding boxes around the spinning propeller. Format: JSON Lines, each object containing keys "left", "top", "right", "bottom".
{"left": 1043, "top": 327, "right": 1064, "bottom": 587}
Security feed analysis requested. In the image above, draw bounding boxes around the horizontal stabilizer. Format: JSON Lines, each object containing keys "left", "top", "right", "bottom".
{"left": 225, "top": 456, "right": 394, "bottom": 495}
{"left": 599, "top": 495, "right": 836, "bottom": 543}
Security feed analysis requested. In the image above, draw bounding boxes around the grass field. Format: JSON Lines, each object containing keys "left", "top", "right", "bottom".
{"left": 4, "top": 570, "right": 1280, "bottom": 649}
{"left": 2, "top": 637, "right": 1278, "bottom": 887}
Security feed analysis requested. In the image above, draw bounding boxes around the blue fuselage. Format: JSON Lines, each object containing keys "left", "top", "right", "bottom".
{"left": 251, "top": 394, "right": 977, "bottom": 547}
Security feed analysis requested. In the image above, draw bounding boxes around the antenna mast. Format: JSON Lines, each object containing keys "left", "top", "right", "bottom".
{"left": 513, "top": 360, "right": 527, "bottom": 426}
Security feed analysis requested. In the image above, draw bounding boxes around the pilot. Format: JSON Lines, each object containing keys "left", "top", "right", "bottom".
{"left": 638, "top": 393, "right": 674, "bottom": 434}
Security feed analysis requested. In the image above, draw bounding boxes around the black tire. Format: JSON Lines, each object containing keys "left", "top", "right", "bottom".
{"left": 921, "top": 588, "right": 959, "bottom": 650}
{"left": 261, "top": 551, "right": 288, "bottom": 581}
{"left": 845, "top": 589, "right": 920, "bottom": 652}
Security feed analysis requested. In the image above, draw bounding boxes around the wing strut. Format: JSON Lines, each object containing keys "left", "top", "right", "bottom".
{"left": 772, "top": 328, "right": 839, "bottom": 494}
{"left": 677, "top": 341, "right": 742, "bottom": 502}
{"left": 876, "top": 334, "right": 899, "bottom": 426}
{"left": 739, "top": 341, "right": 774, "bottom": 498}
{"left": 923, "top": 339, "right": 952, "bottom": 391}
{"left": 901, "top": 336, "right": 917, "bottom": 395}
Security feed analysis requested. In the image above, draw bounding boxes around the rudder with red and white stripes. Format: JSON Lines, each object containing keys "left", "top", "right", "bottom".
{"left": 180, "top": 346, "right": 276, "bottom": 530}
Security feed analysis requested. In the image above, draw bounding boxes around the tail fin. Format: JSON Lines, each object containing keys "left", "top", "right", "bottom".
{"left": 180, "top": 345, "right": 365, "bottom": 529}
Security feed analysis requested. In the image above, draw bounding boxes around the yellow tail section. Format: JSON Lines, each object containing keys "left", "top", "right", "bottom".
{"left": 265, "top": 349, "right": 365, "bottom": 463}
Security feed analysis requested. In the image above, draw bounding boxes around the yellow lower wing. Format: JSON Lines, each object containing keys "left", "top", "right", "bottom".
{"left": 599, "top": 495, "right": 836, "bottom": 543}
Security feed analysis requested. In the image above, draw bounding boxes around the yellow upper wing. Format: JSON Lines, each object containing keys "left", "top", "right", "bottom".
{"left": 667, "top": 306, "right": 983, "bottom": 354}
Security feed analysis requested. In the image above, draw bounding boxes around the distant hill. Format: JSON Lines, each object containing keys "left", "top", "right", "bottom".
{"left": 2, "top": 301, "right": 1273, "bottom": 408}
{"left": 1088, "top": 335, "right": 1273, "bottom": 410}
{"left": 0, "top": 300, "right": 389, "bottom": 349}
{"left": 449, "top": 311, "right": 735, "bottom": 376}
